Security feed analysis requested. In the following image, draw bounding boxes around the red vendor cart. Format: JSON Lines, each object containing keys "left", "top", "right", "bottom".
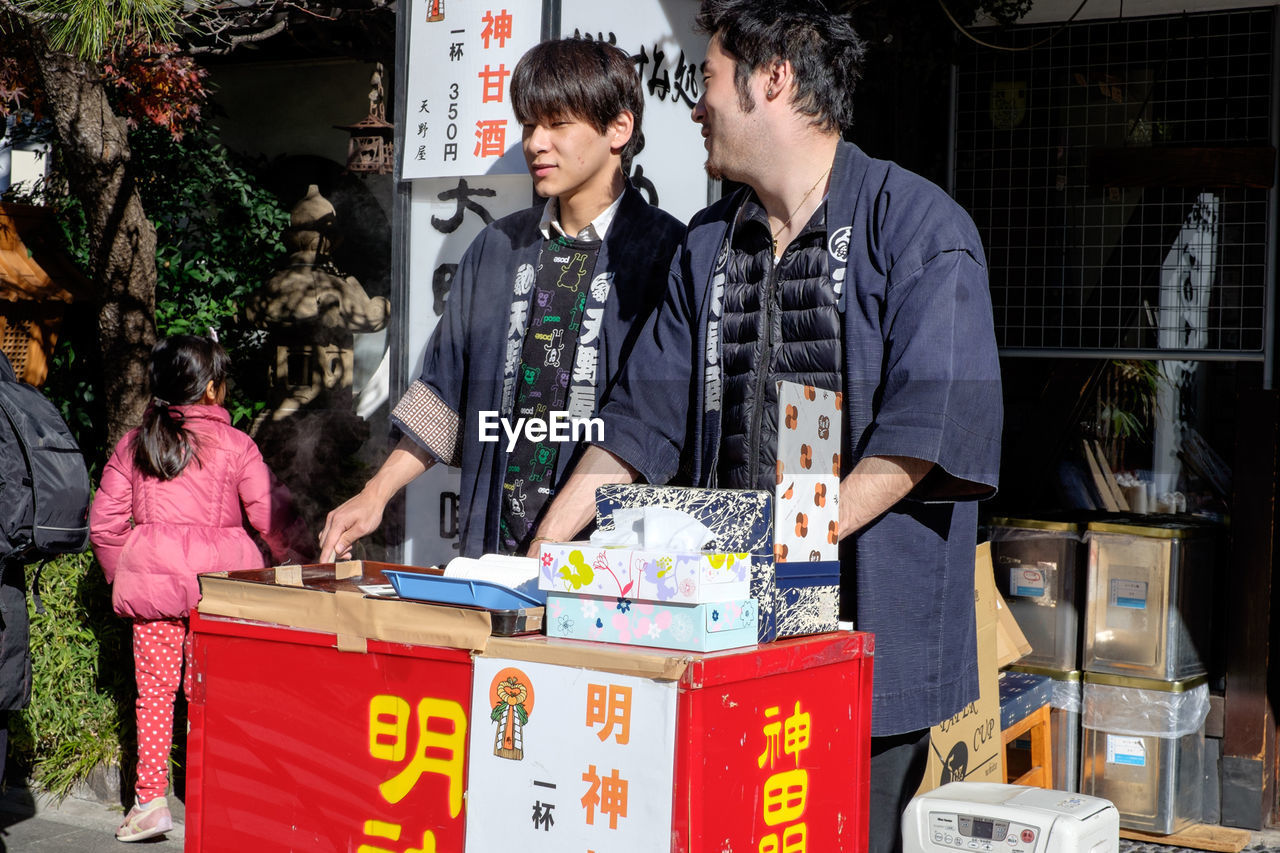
{"left": 183, "top": 567, "right": 872, "bottom": 853}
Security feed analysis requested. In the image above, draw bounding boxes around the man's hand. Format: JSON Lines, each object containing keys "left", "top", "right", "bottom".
{"left": 837, "top": 455, "right": 935, "bottom": 541}
{"left": 319, "top": 489, "right": 388, "bottom": 562}
{"left": 317, "top": 436, "right": 435, "bottom": 562}
{"left": 524, "top": 445, "right": 638, "bottom": 556}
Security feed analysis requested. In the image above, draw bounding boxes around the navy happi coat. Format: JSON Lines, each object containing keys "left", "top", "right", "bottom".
{"left": 597, "top": 142, "right": 1003, "bottom": 736}
{"left": 392, "top": 184, "right": 685, "bottom": 558}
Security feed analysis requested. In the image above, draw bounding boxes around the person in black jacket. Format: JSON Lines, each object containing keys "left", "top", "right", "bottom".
{"left": 319, "top": 38, "right": 686, "bottom": 562}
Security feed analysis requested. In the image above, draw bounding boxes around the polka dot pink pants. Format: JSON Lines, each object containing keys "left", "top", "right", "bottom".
{"left": 132, "top": 619, "right": 193, "bottom": 803}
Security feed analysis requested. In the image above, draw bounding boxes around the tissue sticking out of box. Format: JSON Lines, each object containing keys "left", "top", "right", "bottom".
{"left": 444, "top": 554, "right": 545, "bottom": 603}
{"left": 588, "top": 506, "right": 715, "bottom": 551}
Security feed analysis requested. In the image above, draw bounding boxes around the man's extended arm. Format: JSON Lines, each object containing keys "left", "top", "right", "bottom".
{"left": 526, "top": 445, "right": 638, "bottom": 554}
{"left": 318, "top": 436, "right": 436, "bottom": 561}
{"left": 837, "top": 455, "right": 935, "bottom": 541}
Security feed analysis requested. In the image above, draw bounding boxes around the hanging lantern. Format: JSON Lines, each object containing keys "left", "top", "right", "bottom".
{"left": 334, "top": 62, "right": 395, "bottom": 175}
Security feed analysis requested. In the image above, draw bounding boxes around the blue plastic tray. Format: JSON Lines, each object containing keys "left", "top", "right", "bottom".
{"left": 383, "top": 570, "right": 541, "bottom": 611}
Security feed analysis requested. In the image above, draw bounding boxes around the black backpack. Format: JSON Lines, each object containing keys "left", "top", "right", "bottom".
{"left": 0, "top": 351, "right": 91, "bottom": 573}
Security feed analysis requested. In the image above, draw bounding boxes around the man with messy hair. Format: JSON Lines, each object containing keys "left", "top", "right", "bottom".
{"left": 535, "top": 2, "right": 1003, "bottom": 849}
{"left": 320, "top": 38, "right": 684, "bottom": 560}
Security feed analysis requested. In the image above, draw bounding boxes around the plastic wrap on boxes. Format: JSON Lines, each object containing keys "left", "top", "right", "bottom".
{"left": 1082, "top": 679, "right": 1209, "bottom": 738}
{"left": 1050, "top": 676, "right": 1082, "bottom": 714}
{"left": 989, "top": 518, "right": 1085, "bottom": 670}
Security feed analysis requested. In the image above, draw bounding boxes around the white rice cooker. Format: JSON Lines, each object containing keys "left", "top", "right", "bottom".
{"left": 903, "top": 782, "right": 1119, "bottom": 853}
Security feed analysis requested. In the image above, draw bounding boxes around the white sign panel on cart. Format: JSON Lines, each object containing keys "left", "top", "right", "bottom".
{"left": 401, "top": 0, "right": 541, "bottom": 180}
{"left": 465, "top": 656, "right": 677, "bottom": 851}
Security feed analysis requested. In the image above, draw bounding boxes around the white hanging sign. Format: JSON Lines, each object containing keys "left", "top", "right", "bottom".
{"left": 401, "top": 0, "right": 541, "bottom": 179}
{"left": 561, "top": 0, "right": 712, "bottom": 222}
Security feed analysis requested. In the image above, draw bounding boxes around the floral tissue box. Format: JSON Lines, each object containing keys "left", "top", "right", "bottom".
{"left": 538, "top": 542, "right": 750, "bottom": 605}
{"left": 545, "top": 592, "right": 758, "bottom": 653}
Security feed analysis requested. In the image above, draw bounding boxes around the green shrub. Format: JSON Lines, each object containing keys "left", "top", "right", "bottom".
{"left": 10, "top": 553, "right": 133, "bottom": 799}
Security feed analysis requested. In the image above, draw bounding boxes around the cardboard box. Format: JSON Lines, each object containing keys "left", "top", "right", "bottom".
{"left": 545, "top": 591, "right": 758, "bottom": 652}
{"left": 537, "top": 542, "right": 751, "bottom": 604}
{"left": 920, "top": 544, "right": 1005, "bottom": 792}
{"left": 196, "top": 561, "right": 501, "bottom": 652}
{"left": 995, "top": 580, "right": 1032, "bottom": 667}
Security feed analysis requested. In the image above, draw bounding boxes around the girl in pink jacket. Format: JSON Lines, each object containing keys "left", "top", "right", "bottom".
{"left": 90, "top": 335, "right": 310, "bottom": 842}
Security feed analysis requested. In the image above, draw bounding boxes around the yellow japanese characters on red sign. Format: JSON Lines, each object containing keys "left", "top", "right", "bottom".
{"left": 357, "top": 692, "right": 469, "bottom": 853}
{"left": 757, "top": 701, "right": 815, "bottom": 852}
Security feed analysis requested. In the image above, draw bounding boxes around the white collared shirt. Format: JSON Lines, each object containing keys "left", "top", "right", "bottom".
{"left": 538, "top": 192, "right": 624, "bottom": 242}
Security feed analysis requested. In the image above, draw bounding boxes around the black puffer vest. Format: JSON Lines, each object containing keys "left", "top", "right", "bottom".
{"left": 718, "top": 201, "right": 843, "bottom": 490}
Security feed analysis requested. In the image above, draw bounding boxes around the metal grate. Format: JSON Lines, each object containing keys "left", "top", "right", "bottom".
{"left": 954, "top": 8, "right": 1275, "bottom": 357}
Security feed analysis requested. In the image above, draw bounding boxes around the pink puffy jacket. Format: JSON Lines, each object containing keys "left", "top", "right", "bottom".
{"left": 89, "top": 405, "right": 310, "bottom": 620}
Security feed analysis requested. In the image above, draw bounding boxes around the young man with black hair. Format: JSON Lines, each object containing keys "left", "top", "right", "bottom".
{"left": 319, "top": 38, "right": 684, "bottom": 561}
{"left": 534, "top": 3, "right": 1003, "bottom": 850}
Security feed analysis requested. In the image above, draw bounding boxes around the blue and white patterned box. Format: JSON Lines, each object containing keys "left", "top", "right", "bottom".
{"left": 776, "top": 561, "right": 841, "bottom": 637}
{"left": 594, "top": 485, "right": 773, "bottom": 553}
{"left": 545, "top": 592, "right": 758, "bottom": 652}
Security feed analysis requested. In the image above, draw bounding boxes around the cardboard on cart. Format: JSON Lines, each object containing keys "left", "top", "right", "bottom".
{"left": 482, "top": 634, "right": 693, "bottom": 681}
{"left": 545, "top": 591, "right": 758, "bottom": 652}
{"left": 919, "top": 543, "right": 1006, "bottom": 793}
{"left": 537, "top": 541, "right": 750, "bottom": 604}
{"left": 594, "top": 484, "right": 781, "bottom": 642}
{"left": 196, "top": 561, "right": 497, "bottom": 652}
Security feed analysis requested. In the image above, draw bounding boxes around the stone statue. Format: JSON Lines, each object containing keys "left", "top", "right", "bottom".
{"left": 247, "top": 185, "right": 392, "bottom": 543}
{"left": 247, "top": 184, "right": 390, "bottom": 420}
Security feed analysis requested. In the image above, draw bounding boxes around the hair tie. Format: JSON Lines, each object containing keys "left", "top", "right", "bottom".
{"left": 153, "top": 397, "right": 171, "bottom": 408}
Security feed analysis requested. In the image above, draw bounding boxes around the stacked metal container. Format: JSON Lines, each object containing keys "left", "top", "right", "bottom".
{"left": 990, "top": 517, "right": 1086, "bottom": 794}
{"left": 1077, "top": 518, "right": 1217, "bottom": 835}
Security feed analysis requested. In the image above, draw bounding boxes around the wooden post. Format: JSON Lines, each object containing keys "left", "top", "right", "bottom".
{"left": 1220, "top": 389, "right": 1278, "bottom": 829}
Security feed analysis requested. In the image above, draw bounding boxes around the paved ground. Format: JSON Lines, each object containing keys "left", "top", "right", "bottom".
{"left": 0, "top": 786, "right": 184, "bottom": 852}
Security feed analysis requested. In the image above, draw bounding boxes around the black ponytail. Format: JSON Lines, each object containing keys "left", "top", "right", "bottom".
{"left": 131, "top": 335, "right": 231, "bottom": 480}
